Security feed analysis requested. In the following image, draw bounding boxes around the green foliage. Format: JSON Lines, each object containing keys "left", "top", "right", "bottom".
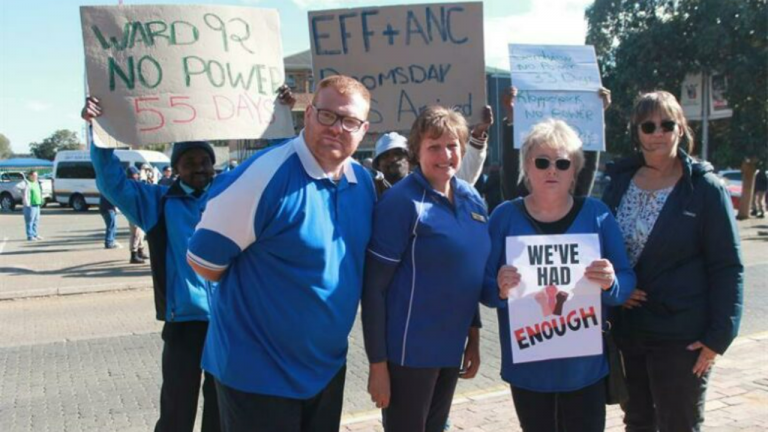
{"left": 0, "top": 133, "right": 11, "bottom": 159}
{"left": 29, "top": 130, "right": 84, "bottom": 161}
{"left": 586, "top": 0, "right": 767, "bottom": 167}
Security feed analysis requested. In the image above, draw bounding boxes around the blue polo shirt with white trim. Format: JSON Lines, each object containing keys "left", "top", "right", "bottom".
{"left": 368, "top": 168, "right": 492, "bottom": 368}
{"left": 187, "top": 133, "right": 375, "bottom": 398}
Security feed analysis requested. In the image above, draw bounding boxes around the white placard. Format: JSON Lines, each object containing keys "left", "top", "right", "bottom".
{"left": 513, "top": 90, "right": 605, "bottom": 151}
{"left": 505, "top": 234, "right": 603, "bottom": 364}
{"left": 309, "top": 2, "right": 486, "bottom": 132}
{"left": 81, "top": 5, "right": 294, "bottom": 147}
{"left": 509, "top": 44, "right": 601, "bottom": 91}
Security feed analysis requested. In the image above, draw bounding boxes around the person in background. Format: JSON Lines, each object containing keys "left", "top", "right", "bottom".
{"left": 19, "top": 170, "right": 43, "bottom": 241}
{"left": 99, "top": 194, "right": 120, "bottom": 249}
{"left": 602, "top": 90, "right": 743, "bottom": 431}
{"left": 484, "top": 119, "right": 634, "bottom": 431}
{"left": 158, "top": 166, "right": 175, "bottom": 186}
{"left": 125, "top": 166, "right": 148, "bottom": 264}
{"left": 751, "top": 163, "right": 766, "bottom": 218}
{"left": 187, "top": 75, "right": 376, "bottom": 432}
{"left": 362, "top": 106, "right": 491, "bottom": 432}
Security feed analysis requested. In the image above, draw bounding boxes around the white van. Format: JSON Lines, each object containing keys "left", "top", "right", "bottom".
{"left": 52, "top": 149, "right": 170, "bottom": 211}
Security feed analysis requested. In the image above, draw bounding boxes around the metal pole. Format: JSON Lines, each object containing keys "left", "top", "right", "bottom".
{"left": 701, "top": 72, "right": 710, "bottom": 160}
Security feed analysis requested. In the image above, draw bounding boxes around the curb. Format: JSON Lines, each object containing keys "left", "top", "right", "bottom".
{"left": 0, "top": 282, "right": 153, "bottom": 301}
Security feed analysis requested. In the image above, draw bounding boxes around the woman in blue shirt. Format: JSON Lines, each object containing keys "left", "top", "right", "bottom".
{"left": 361, "top": 106, "right": 492, "bottom": 432}
{"left": 484, "top": 119, "right": 635, "bottom": 431}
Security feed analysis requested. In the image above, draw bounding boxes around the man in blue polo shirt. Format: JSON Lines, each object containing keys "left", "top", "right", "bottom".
{"left": 187, "top": 75, "right": 376, "bottom": 432}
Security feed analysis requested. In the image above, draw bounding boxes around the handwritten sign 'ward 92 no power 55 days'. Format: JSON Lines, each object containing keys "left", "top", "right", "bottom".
{"left": 309, "top": 2, "right": 486, "bottom": 133}
{"left": 81, "top": 5, "right": 294, "bottom": 147}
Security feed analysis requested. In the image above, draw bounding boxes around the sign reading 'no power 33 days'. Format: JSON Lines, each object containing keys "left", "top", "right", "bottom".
{"left": 509, "top": 45, "right": 605, "bottom": 151}
{"left": 309, "top": 2, "right": 486, "bottom": 133}
{"left": 81, "top": 5, "right": 294, "bottom": 147}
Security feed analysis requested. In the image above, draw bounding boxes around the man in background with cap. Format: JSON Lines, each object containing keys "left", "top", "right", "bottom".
{"left": 82, "top": 97, "right": 221, "bottom": 432}
{"left": 125, "top": 166, "right": 147, "bottom": 264}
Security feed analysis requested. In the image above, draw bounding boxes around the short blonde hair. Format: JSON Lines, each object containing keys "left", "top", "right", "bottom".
{"left": 519, "top": 119, "right": 584, "bottom": 192}
{"left": 407, "top": 106, "right": 469, "bottom": 166}
{"left": 312, "top": 75, "right": 371, "bottom": 110}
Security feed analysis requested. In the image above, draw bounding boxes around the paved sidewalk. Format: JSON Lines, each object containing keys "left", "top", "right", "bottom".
{"left": 340, "top": 332, "right": 768, "bottom": 431}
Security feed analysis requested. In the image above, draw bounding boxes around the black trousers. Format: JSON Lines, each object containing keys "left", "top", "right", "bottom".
{"left": 510, "top": 378, "right": 606, "bottom": 432}
{"left": 155, "top": 321, "right": 219, "bottom": 432}
{"left": 618, "top": 337, "right": 710, "bottom": 432}
{"left": 382, "top": 363, "right": 461, "bottom": 432}
{"left": 215, "top": 365, "right": 346, "bottom": 432}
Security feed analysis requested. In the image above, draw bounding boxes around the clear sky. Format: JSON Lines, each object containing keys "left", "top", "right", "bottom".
{"left": 0, "top": 0, "right": 592, "bottom": 154}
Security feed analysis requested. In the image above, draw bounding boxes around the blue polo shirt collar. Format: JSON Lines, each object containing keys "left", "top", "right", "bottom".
{"left": 411, "top": 167, "right": 468, "bottom": 201}
{"left": 295, "top": 130, "right": 358, "bottom": 184}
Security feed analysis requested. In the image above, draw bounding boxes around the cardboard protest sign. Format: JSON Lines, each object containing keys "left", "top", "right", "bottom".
{"left": 514, "top": 90, "right": 605, "bottom": 151}
{"left": 505, "top": 234, "right": 602, "bottom": 364}
{"left": 309, "top": 2, "right": 485, "bottom": 132}
{"left": 81, "top": 5, "right": 294, "bottom": 147}
{"left": 509, "top": 44, "right": 604, "bottom": 151}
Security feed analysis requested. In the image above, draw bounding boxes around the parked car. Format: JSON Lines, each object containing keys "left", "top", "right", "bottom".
{"left": 718, "top": 169, "right": 742, "bottom": 209}
{"left": 52, "top": 149, "right": 169, "bottom": 211}
{"left": 0, "top": 171, "right": 54, "bottom": 211}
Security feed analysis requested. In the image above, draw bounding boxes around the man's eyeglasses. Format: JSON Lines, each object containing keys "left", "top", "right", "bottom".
{"left": 312, "top": 105, "right": 366, "bottom": 132}
{"left": 640, "top": 120, "right": 677, "bottom": 135}
{"left": 534, "top": 158, "right": 572, "bottom": 171}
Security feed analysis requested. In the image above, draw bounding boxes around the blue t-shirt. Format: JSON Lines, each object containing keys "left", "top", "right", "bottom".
{"left": 483, "top": 197, "right": 636, "bottom": 392}
{"left": 368, "top": 169, "right": 492, "bottom": 367}
{"left": 187, "top": 133, "right": 376, "bottom": 398}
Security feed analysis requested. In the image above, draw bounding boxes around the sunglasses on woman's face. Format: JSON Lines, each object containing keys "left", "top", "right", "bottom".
{"left": 640, "top": 120, "right": 677, "bottom": 135}
{"left": 534, "top": 158, "right": 572, "bottom": 171}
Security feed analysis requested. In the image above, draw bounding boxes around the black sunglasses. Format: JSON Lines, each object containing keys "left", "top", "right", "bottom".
{"left": 640, "top": 120, "right": 676, "bottom": 135}
{"left": 534, "top": 158, "right": 571, "bottom": 171}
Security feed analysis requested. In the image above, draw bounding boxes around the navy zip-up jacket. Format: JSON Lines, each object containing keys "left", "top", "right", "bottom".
{"left": 92, "top": 144, "right": 213, "bottom": 322}
{"left": 602, "top": 149, "right": 743, "bottom": 354}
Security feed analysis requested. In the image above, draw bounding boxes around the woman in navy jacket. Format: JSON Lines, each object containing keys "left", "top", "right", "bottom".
{"left": 602, "top": 90, "right": 744, "bottom": 431}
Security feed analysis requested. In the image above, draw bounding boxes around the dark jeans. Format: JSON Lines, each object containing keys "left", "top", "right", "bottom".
{"left": 618, "top": 337, "right": 710, "bottom": 432}
{"left": 154, "top": 321, "right": 219, "bottom": 432}
{"left": 510, "top": 378, "right": 606, "bottom": 432}
{"left": 383, "top": 363, "right": 461, "bottom": 432}
{"left": 100, "top": 209, "right": 116, "bottom": 247}
{"left": 216, "top": 365, "right": 346, "bottom": 432}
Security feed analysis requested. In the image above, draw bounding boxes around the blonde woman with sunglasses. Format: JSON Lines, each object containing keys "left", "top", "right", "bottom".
{"left": 483, "top": 119, "right": 635, "bottom": 431}
{"left": 602, "top": 91, "right": 743, "bottom": 431}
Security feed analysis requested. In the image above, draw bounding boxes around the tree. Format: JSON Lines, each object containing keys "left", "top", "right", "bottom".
{"left": 585, "top": 0, "right": 767, "bottom": 164}
{"left": 0, "top": 133, "right": 11, "bottom": 159}
{"left": 29, "top": 130, "right": 84, "bottom": 160}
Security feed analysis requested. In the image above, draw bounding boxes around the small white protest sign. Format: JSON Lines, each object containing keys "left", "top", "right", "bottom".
{"left": 509, "top": 44, "right": 601, "bottom": 91}
{"left": 513, "top": 90, "right": 605, "bottom": 151}
{"left": 505, "top": 234, "right": 603, "bottom": 364}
